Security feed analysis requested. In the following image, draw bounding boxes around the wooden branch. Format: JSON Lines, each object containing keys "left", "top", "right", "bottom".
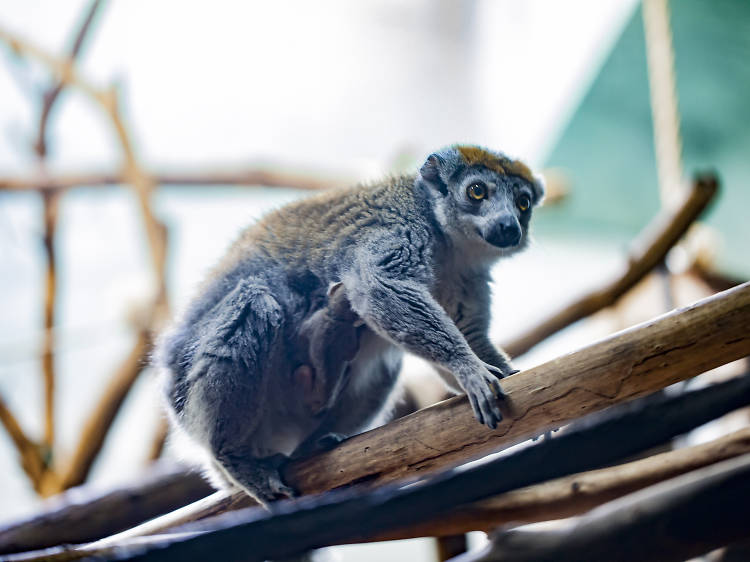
{"left": 0, "top": 464, "right": 212, "bottom": 555}
{"left": 40, "top": 190, "right": 59, "bottom": 461}
{"left": 0, "top": 167, "right": 349, "bottom": 192}
{"left": 461, "top": 453, "right": 750, "bottom": 562}
{"left": 110, "top": 279, "right": 748, "bottom": 535}
{"left": 34, "top": 0, "right": 104, "bottom": 159}
{"left": 1, "top": 24, "right": 176, "bottom": 496}
{"left": 376, "top": 427, "right": 750, "bottom": 539}
{"left": 0, "top": 395, "right": 45, "bottom": 489}
{"left": 60, "top": 329, "right": 152, "bottom": 490}
{"left": 0, "top": 25, "right": 168, "bottom": 314}
{"left": 5, "top": 283, "right": 746, "bottom": 557}
{"left": 35, "top": 371, "right": 750, "bottom": 562}
{"left": 287, "top": 281, "right": 749, "bottom": 494}
{"left": 146, "top": 418, "right": 169, "bottom": 463}
{"left": 501, "top": 173, "right": 717, "bottom": 358}
{"left": 35, "top": 1, "right": 104, "bottom": 463}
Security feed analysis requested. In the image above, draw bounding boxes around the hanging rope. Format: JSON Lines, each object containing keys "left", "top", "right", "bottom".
{"left": 643, "top": 0, "right": 684, "bottom": 209}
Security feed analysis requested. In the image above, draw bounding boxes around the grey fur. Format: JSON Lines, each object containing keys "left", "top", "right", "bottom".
{"left": 157, "top": 145, "right": 544, "bottom": 504}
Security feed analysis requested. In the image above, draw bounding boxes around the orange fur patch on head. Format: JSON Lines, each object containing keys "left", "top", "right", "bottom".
{"left": 456, "top": 145, "right": 535, "bottom": 185}
{"left": 502, "top": 159, "right": 535, "bottom": 184}
{"left": 457, "top": 146, "right": 506, "bottom": 175}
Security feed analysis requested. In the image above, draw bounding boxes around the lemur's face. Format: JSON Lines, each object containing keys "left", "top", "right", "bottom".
{"left": 419, "top": 146, "right": 544, "bottom": 256}
{"left": 447, "top": 168, "right": 539, "bottom": 253}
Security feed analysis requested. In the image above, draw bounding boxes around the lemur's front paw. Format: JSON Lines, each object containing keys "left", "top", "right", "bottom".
{"left": 463, "top": 368, "right": 505, "bottom": 429}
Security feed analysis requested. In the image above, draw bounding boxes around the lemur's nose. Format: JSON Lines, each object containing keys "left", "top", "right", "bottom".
{"left": 487, "top": 215, "right": 521, "bottom": 248}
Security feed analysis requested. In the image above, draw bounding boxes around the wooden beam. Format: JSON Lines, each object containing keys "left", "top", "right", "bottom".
{"left": 458, "top": 453, "right": 750, "bottom": 562}
{"left": 376, "top": 427, "right": 750, "bottom": 539}
{"left": 0, "top": 464, "right": 211, "bottom": 555}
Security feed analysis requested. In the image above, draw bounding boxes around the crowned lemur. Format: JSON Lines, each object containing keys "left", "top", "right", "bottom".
{"left": 158, "top": 145, "right": 545, "bottom": 503}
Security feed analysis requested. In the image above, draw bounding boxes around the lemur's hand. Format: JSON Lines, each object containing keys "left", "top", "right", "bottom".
{"left": 455, "top": 360, "right": 506, "bottom": 429}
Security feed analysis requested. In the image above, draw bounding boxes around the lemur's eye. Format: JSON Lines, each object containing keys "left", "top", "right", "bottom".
{"left": 466, "top": 182, "right": 487, "bottom": 201}
{"left": 517, "top": 194, "right": 531, "bottom": 211}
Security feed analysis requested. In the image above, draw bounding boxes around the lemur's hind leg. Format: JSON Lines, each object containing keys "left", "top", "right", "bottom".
{"left": 176, "top": 278, "right": 295, "bottom": 504}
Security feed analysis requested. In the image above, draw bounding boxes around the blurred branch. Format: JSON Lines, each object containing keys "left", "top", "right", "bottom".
{"left": 462, "top": 454, "right": 750, "bottom": 562}
{"left": 0, "top": 395, "right": 45, "bottom": 489}
{"left": 501, "top": 173, "right": 718, "bottom": 358}
{"left": 0, "top": 463, "right": 212, "bottom": 555}
{"left": 0, "top": 3, "right": 105, "bottom": 496}
{"left": 689, "top": 261, "right": 746, "bottom": 294}
{"left": 0, "top": 24, "right": 168, "bottom": 315}
{"left": 147, "top": 418, "right": 169, "bottom": 463}
{"left": 39, "top": 190, "right": 59, "bottom": 459}
{"left": 36, "top": 0, "right": 103, "bottom": 478}
{"left": 0, "top": 20, "right": 173, "bottom": 497}
{"left": 60, "top": 328, "right": 152, "bottom": 490}
{"left": 35, "top": 0, "right": 105, "bottom": 159}
{"left": 0, "top": 167, "right": 350, "bottom": 192}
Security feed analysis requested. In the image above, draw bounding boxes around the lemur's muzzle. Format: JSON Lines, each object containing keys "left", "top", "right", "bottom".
{"left": 486, "top": 215, "right": 521, "bottom": 248}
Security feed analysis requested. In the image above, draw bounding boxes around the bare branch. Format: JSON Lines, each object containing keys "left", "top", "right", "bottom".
{"left": 461, "top": 454, "right": 750, "bottom": 562}
{"left": 0, "top": 463, "right": 211, "bottom": 555}
{"left": 34, "top": 0, "right": 105, "bottom": 159}
{"left": 60, "top": 329, "right": 152, "bottom": 490}
{"left": 2, "top": 284, "right": 748, "bottom": 555}
{"left": 0, "top": 395, "right": 45, "bottom": 489}
{"left": 26, "top": 371, "right": 750, "bottom": 562}
{"left": 0, "top": 167, "right": 349, "bottom": 192}
{"left": 377, "top": 427, "right": 750, "bottom": 539}
{"left": 501, "top": 173, "right": 718, "bottom": 358}
{"left": 40, "top": 190, "right": 59, "bottom": 460}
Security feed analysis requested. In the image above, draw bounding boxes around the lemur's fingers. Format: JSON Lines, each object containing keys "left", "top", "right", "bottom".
{"left": 269, "top": 478, "right": 297, "bottom": 500}
{"left": 467, "top": 392, "right": 485, "bottom": 427}
{"left": 482, "top": 361, "right": 519, "bottom": 380}
{"left": 487, "top": 376, "right": 504, "bottom": 400}
{"left": 464, "top": 372, "right": 504, "bottom": 429}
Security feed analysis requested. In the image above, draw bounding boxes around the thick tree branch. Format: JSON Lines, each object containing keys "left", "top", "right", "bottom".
{"left": 288, "top": 281, "right": 749, "bottom": 494}
{"left": 23, "top": 371, "right": 750, "bottom": 562}
{"left": 3, "top": 283, "right": 747, "bottom": 554}
{"left": 501, "top": 173, "right": 717, "bottom": 358}
{"left": 377, "top": 426, "right": 750, "bottom": 539}
{"left": 0, "top": 464, "right": 212, "bottom": 555}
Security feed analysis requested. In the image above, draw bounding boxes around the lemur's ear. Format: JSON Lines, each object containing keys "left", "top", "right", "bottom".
{"left": 531, "top": 173, "right": 546, "bottom": 205}
{"left": 419, "top": 153, "right": 447, "bottom": 194}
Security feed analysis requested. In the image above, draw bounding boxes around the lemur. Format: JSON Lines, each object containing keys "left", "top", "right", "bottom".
{"left": 158, "top": 145, "right": 545, "bottom": 503}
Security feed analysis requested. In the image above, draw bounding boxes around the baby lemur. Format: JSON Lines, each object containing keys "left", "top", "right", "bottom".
{"left": 158, "top": 145, "right": 544, "bottom": 503}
